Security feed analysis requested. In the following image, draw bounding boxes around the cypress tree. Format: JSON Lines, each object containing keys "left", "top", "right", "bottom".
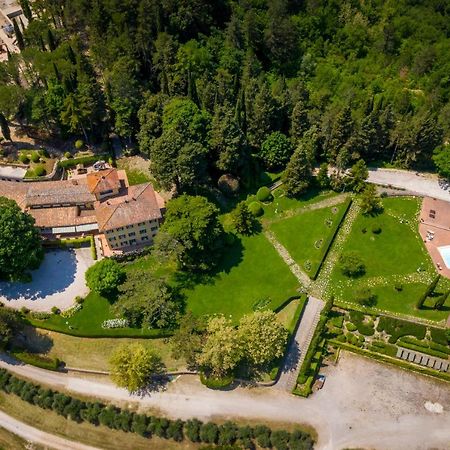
{"left": 283, "top": 142, "right": 313, "bottom": 197}
{"left": 0, "top": 113, "right": 11, "bottom": 141}
{"left": 47, "top": 28, "right": 56, "bottom": 51}
{"left": 417, "top": 274, "right": 441, "bottom": 309}
{"left": 19, "top": 0, "right": 33, "bottom": 22}
{"left": 12, "top": 18, "right": 24, "bottom": 50}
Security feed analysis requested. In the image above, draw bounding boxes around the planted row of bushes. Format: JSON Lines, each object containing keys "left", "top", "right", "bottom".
{"left": 9, "top": 349, "right": 60, "bottom": 371}
{"left": 397, "top": 337, "right": 449, "bottom": 360}
{"left": 90, "top": 235, "right": 97, "bottom": 260}
{"left": 310, "top": 198, "right": 352, "bottom": 280}
{"left": 0, "top": 369, "right": 314, "bottom": 449}
{"left": 58, "top": 154, "right": 109, "bottom": 169}
{"left": 368, "top": 340, "right": 398, "bottom": 357}
{"left": 377, "top": 316, "right": 427, "bottom": 344}
{"left": 43, "top": 237, "right": 91, "bottom": 249}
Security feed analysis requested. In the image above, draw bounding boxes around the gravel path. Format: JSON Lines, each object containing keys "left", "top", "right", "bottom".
{"left": 0, "top": 248, "right": 94, "bottom": 312}
{"left": 0, "top": 410, "right": 100, "bottom": 450}
{"left": 276, "top": 296, "right": 325, "bottom": 391}
{"left": 368, "top": 168, "right": 449, "bottom": 201}
{"left": 1, "top": 352, "right": 450, "bottom": 450}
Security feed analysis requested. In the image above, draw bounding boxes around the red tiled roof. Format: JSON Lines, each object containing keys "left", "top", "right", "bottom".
{"left": 86, "top": 169, "right": 120, "bottom": 194}
{"left": 95, "top": 183, "right": 163, "bottom": 232}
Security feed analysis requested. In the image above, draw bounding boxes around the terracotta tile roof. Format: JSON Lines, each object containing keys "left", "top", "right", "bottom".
{"left": 29, "top": 206, "right": 97, "bottom": 228}
{"left": 0, "top": 180, "right": 28, "bottom": 208}
{"left": 86, "top": 169, "right": 121, "bottom": 194}
{"left": 24, "top": 178, "right": 95, "bottom": 207}
{"left": 95, "top": 183, "right": 163, "bottom": 232}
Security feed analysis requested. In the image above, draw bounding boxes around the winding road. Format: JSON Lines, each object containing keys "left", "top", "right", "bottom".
{"left": 1, "top": 351, "right": 450, "bottom": 450}
{"left": 0, "top": 410, "right": 100, "bottom": 450}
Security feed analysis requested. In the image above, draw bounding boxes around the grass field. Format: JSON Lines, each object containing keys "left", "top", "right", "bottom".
{"left": 184, "top": 233, "right": 299, "bottom": 321}
{"left": 269, "top": 199, "right": 350, "bottom": 278}
{"left": 327, "top": 197, "right": 450, "bottom": 321}
{"left": 21, "top": 327, "right": 184, "bottom": 372}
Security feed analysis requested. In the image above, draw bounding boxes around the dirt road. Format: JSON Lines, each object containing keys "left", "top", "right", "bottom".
{"left": 1, "top": 352, "right": 450, "bottom": 450}
{"left": 0, "top": 410, "right": 100, "bottom": 450}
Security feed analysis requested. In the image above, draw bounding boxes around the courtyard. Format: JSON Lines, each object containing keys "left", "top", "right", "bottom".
{"left": 0, "top": 248, "right": 94, "bottom": 312}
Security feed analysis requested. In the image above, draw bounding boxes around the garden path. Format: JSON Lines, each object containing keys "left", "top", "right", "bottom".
{"left": 265, "top": 193, "right": 349, "bottom": 226}
{"left": 264, "top": 230, "right": 311, "bottom": 287}
{"left": 0, "top": 410, "right": 100, "bottom": 450}
{"left": 275, "top": 296, "right": 325, "bottom": 392}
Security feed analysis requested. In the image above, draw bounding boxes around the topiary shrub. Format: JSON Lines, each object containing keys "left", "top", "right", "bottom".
{"left": 372, "top": 225, "right": 382, "bottom": 234}
{"left": 51, "top": 306, "right": 61, "bottom": 315}
{"left": 30, "top": 152, "right": 40, "bottom": 163}
{"left": 248, "top": 201, "right": 264, "bottom": 217}
{"left": 256, "top": 186, "right": 271, "bottom": 202}
{"left": 64, "top": 151, "right": 72, "bottom": 159}
{"left": 38, "top": 148, "right": 49, "bottom": 158}
{"left": 75, "top": 140, "right": 84, "bottom": 150}
{"left": 33, "top": 165, "right": 46, "bottom": 177}
{"left": 18, "top": 153, "right": 29, "bottom": 164}
{"left": 217, "top": 174, "right": 240, "bottom": 196}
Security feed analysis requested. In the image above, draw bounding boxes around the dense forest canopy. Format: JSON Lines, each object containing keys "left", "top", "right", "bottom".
{"left": 2, "top": 0, "right": 450, "bottom": 187}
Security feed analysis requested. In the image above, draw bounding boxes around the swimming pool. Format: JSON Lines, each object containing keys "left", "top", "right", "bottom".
{"left": 438, "top": 245, "right": 450, "bottom": 269}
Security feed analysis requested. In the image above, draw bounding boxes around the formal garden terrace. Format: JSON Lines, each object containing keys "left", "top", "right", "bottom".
{"left": 325, "top": 196, "right": 450, "bottom": 324}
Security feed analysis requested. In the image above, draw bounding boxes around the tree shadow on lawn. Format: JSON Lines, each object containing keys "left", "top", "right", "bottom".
{"left": 13, "top": 325, "right": 54, "bottom": 354}
{"left": 173, "top": 238, "right": 244, "bottom": 290}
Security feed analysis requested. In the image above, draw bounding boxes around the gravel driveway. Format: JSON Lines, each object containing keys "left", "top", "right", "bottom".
{"left": 0, "top": 248, "right": 94, "bottom": 312}
{"left": 1, "top": 351, "right": 450, "bottom": 450}
{"left": 368, "top": 168, "right": 450, "bottom": 201}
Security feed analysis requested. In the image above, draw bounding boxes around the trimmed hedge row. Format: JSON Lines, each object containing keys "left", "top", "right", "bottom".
{"left": 368, "top": 340, "right": 397, "bottom": 357}
{"left": 58, "top": 154, "right": 109, "bottom": 169}
{"left": 430, "top": 327, "right": 449, "bottom": 346}
{"left": 348, "top": 311, "right": 375, "bottom": 336}
{"left": 377, "top": 316, "right": 427, "bottom": 343}
{"left": 310, "top": 197, "right": 352, "bottom": 280}
{"left": 10, "top": 349, "right": 60, "bottom": 371}
{"left": 397, "top": 337, "right": 449, "bottom": 359}
{"left": 43, "top": 237, "right": 91, "bottom": 249}
{"left": 0, "top": 368, "right": 314, "bottom": 449}
{"left": 90, "top": 235, "right": 97, "bottom": 260}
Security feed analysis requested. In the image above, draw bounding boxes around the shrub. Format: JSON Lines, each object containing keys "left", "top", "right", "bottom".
{"left": 10, "top": 349, "right": 60, "bottom": 371}
{"left": 75, "top": 140, "right": 84, "bottom": 150}
{"left": 30, "top": 152, "right": 40, "bottom": 163}
{"left": 260, "top": 131, "right": 293, "bottom": 169}
{"left": 345, "top": 322, "right": 357, "bottom": 332}
{"left": 394, "top": 283, "right": 403, "bottom": 292}
{"left": 64, "top": 151, "right": 72, "bottom": 159}
{"left": 184, "top": 419, "right": 202, "bottom": 442}
{"left": 38, "top": 148, "right": 49, "bottom": 157}
{"left": 217, "top": 174, "right": 240, "bottom": 196}
{"left": 248, "top": 201, "right": 263, "bottom": 217}
{"left": 256, "top": 186, "right": 271, "bottom": 202}
{"left": 372, "top": 225, "right": 382, "bottom": 234}
{"left": 200, "top": 373, "right": 234, "bottom": 389}
{"left": 349, "top": 311, "right": 375, "bottom": 336}
{"left": 354, "top": 287, "right": 377, "bottom": 307}
{"left": 33, "top": 165, "right": 46, "bottom": 177}
{"left": 75, "top": 296, "right": 84, "bottom": 304}
{"left": 200, "top": 423, "right": 219, "bottom": 444}
{"left": 18, "top": 153, "right": 29, "bottom": 164}
{"left": 430, "top": 327, "right": 449, "bottom": 346}
{"left": 377, "top": 316, "right": 427, "bottom": 343}
{"left": 339, "top": 252, "right": 365, "bottom": 277}
{"left": 51, "top": 306, "right": 60, "bottom": 315}
{"left": 85, "top": 258, "right": 125, "bottom": 296}
{"left": 20, "top": 307, "right": 30, "bottom": 315}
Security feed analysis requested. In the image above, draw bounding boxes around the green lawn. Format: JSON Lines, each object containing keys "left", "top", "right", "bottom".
{"left": 333, "top": 197, "right": 431, "bottom": 279}
{"left": 269, "top": 198, "right": 350, "bottom": 278}
{"left": 184, "top": 233, "right": 299, "bottom": 321}
{"left": 28, "top": 292, "right": 172, "bottom": 338}
{"left": 328, "top": 197, "right": 450, "bottom": 321}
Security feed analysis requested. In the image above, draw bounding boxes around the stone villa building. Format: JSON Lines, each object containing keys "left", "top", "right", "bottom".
{"left": 0, "top": 168, "right": 165, "bottom": 254}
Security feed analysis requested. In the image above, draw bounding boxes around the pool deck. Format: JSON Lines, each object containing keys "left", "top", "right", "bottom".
{"left": 419, "top": 197, "right": 450, "bottom": 279}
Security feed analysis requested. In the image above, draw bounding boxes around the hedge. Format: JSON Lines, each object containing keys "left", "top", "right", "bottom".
{"left": 200, "top": 373, "right": 234, "bottom": 389}
{"left": 329, "top": 340, "right": 450, "bottom": 383}
{"left": 90, "top": 235, "right": 97, "bottom": 260}
{"left": 309, "top": 197, "right": 352, "bottom": 280}
{"left": 0, "top": 368, "right": 314, "bottom": 449}
{"left": 369, "top": 340, "right": 398, "bottom": 357}
{"left": 430, "top": 327, "right": 449, "bottom": 346}
{"left": 10, "top": 349, "right": 60, "bottom": 371}
{"left": 377, "top": 316, "right": 427, "bottom": 343}
{"left": 256, "top": 186, "right": 271, "bottom": 202}
{"left": 58, "top": 154, "right": 109, "bottom": 169}
{"left": 397, "top": 337, "right": 449, "bottom": 359}
{"left": 348, "top": 310, "right": 375, "bottom": 336}
{"left": 43, "top": 237, "right": 91, "bottom": 249}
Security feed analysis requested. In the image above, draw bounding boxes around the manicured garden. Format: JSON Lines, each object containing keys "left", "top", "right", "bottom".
{"left": 269, "top": 198, "right": 351, "bottom": 279}
{"left": 184, "top": 233, "right": 299, "bottom": 321}
{"left": 327, "top": 197, "right": 450, "bottom": 321}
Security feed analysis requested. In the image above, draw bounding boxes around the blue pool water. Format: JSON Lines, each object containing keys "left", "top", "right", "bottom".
{"left": 438, "top": 245, "right": 450, "bottom": 269}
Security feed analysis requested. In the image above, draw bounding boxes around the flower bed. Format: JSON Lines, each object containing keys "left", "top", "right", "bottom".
{"left": 101, "top": 318, "right": 129, "bottom": 329}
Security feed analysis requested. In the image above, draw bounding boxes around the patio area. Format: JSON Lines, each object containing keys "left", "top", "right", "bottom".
{"left": 419, "top": 197, "right": 450, "bottom": 279}
{"left": 0, "top": 248, "right": 94, "bottom": 311}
